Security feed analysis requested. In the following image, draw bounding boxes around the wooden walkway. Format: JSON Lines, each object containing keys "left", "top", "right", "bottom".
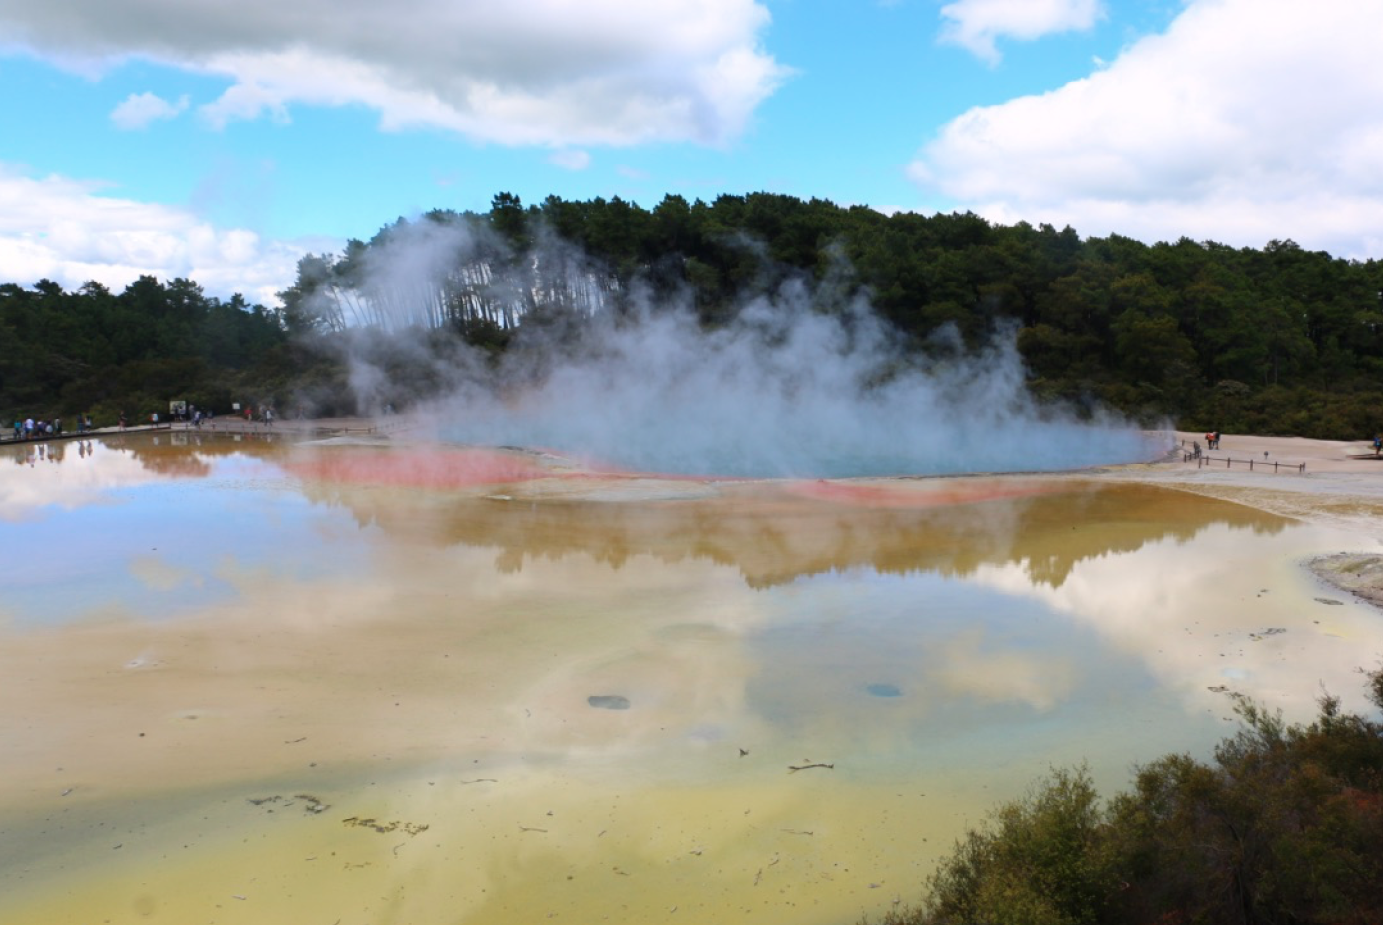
{"left": 3, "top": 416, "right": 412, "bottom": 446}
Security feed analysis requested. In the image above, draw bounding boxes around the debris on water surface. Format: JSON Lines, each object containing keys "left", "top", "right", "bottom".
{"left": 247, "top": 793, "right": 330, "bottom": 815}
{"left": 296, "top": 794, "right": 330, "bottom": 814}
{"left": 587, "top": 695, "right": 631, "bottom": 710}
{"left": 342, "top": 816, "right": 429, "bottom": 836}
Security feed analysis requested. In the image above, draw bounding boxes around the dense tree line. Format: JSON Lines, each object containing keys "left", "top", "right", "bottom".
{"left": 5, "top": 192, "right": 1383, "bottom": 436}
{"left": 280, "top": 192, "right": 1383, "bottom": 438}
{"left": 867, "top": 668, "right": 1383, "bottom": 925}
{"left": 0, "top": 276, "right": 289, "bottom": 426}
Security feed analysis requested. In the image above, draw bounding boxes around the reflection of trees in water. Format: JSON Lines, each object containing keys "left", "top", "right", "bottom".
{"left": 296, "top": 478, "right": 1288, "bottom": 589}
{"left": 104, "top": 431, "right": 288, "bottom": 478}
{"left": 74, "top": 435, "right": 1293, "bottom": 587}
{"left": 86, "top": 435, "right": 1293, "bottom": 586}
{"left": 105, "top": 438, "right": 214, "bottom": 478}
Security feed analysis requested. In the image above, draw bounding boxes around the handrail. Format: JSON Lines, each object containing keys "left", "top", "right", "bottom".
{"left": 1180, "top": 451, "right": 1305, "bottom": 474}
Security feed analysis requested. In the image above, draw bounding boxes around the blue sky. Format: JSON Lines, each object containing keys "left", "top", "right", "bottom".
{"left": 1, "top": 0, "right": 1379, "bottom": 306}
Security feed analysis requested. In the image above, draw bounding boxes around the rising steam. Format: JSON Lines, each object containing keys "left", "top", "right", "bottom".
{"left": 434, "top": 291, "right": 1162, "bottom": 477}
{"left": 314, "top": 216, "right": 1166, "bottom": 478}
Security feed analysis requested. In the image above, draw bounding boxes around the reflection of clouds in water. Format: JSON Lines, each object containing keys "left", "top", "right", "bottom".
{"left": 3, "top": 545, "right": 779, "bottom": 791}
{"left": 511, "top": 618, "right": 767, "bottom": 757}
{"left": 1, "top": 465, "right": 369, "bottom": 628}
{"left": 12, "top": 453, "right": 1362, "bottom": 925}
{"left": 934, "top": 628, "right": 1076, "bottom": 711}
{"left": 2, "top": 444, "right": 1348, "bottom": 770}
{"left": 0, "top": 435, "right": 278, "bottom": 525}
{"left": 0, "top": 443, "right": 161, "bottom": 521}
{"left": 739, "top": 571, "right": 1112, "bottom": 758}
{"left": 968, "top": 523, "right": 1383, "bottom": 717}
{"left": 362, "top": 545, "right": 782, "bottom": 758}
{"left": 129, "top": 554, "right": 203, "bottom": 592}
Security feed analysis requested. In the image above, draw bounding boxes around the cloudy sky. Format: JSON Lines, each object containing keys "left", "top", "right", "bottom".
{"left": 1, "top": 0, "right": 1380, "bottom": 306}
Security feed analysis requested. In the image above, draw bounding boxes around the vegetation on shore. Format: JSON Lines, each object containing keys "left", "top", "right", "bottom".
{"left": 866, "top": 668, "right": 1383, "bottom": 925}
{"left": 0, "top": 276, "right": 290, "bottom": 428}
{"left": 4, "top": 192, "right": 1382, "bottom": 436}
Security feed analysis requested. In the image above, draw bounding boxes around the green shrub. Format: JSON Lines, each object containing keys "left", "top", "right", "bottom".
{"left": 867, "top": 668, "right": 1383, "bottom": 925}
{"left": 909, "top": 766, "right": 1118, "bottom": 925}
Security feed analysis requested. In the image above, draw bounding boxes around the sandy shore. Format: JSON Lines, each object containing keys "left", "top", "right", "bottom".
{"left": 1080, "top": 431, "right": 1383, "bottom": 532}
{"left": 1078, "top": 431, "right": 1383, "bottom": 608}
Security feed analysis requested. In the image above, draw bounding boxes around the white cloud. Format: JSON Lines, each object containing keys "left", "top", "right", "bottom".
{"left": 199, "top": 78, "right": 291, "bottom": 130}
{"left": 0, "top": 163, "right": 327, "bottom": 306}
{"left": 110, "top": 91, "right": 189, "bottom": 130}
{"left": 548, "top": 149, "right": 592, "bottom": 171}
{"left": 939, "top": 0, "right": 1104, "bottom": 65}
{"left": 0, "top": 0, "right": 788, "bottom": 147}
{"left": 912, "top": 0, "right": 1383, "bottom": 259}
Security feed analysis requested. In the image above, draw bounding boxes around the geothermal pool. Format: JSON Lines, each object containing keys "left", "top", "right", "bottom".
{"left": 1, "top": 432, "right": 1380, "bottom": 925}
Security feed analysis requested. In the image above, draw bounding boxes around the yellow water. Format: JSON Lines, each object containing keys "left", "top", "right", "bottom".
{"left": 1, "top": 434, "right": 1379, "bottom": 924}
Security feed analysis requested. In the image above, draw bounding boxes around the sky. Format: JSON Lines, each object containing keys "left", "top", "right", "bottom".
{"left": 1, "top": 0, "right": 1381, "bottom": 307}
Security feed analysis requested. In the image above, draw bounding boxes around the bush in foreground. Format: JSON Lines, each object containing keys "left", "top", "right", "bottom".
{"left": 870, "top": 668, "right": 1383, "bottom": 925}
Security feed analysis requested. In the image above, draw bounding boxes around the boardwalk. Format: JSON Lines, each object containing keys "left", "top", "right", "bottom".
{"left": 1, "top": 414, "right": 414, "bottom": 446}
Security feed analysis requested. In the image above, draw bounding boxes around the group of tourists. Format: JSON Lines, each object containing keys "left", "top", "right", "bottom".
{"left": 1189, "top": 430, "right": 1223, "bottom": 459}
{"left": 14, "top": 418, "right": 51, "bottom": 439}
{"left": 9, "top": 402, "right": 281, "bottom": 443}
{"left": 10, "top": 414, "right": 98, "bottom": 441}
{"left": 240, "top": 405, "right": 274, "bottom": 425}
{"left": 12, "top": 417, "right": 62, "bottom": 440}
{"left": 174, "top": 404, "right": 213, "bottom": 428}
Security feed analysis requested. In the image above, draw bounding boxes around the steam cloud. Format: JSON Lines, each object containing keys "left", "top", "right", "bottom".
{"left": 323, "top": 220, "right": 1166, "bottom": 478}
{"left": 435, "top": 298, "right": 1161, "bottom": 478}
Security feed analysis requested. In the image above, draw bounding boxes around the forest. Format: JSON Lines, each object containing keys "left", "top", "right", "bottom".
{"left": 0, "top": 276, "right": 288, "bottom": 427}
{"left": 3, "top": 191, "right": 1382, "bottom": 437}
